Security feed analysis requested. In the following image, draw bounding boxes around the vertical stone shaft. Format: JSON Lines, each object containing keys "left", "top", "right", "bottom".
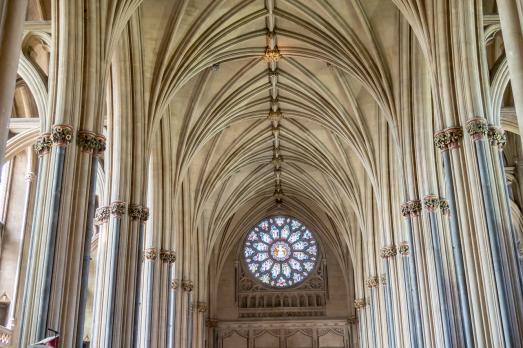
{"left": 0, "top": 0, "right": 28, "bottom": 167}
{"left": 7, "top": 148, "right": 35, "bottom": 328}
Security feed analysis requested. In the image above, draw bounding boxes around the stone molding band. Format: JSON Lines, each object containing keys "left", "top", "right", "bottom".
{"left": 435, "top": 120, "right": 507, "bottom": 149}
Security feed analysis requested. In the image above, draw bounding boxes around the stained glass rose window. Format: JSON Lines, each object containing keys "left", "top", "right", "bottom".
{"left": 243, "top": 216, "right": 318, "bottom": 288}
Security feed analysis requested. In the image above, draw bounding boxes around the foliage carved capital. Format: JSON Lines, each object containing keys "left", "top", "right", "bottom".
{"left": 94, "top": 206, "right": 110, "bottom": 225}
{"left": 34, "top": 133, "right": 52, "bottom": 156}
{"left": 354, "top": 298, "right": 367, "bottom": 309}
{"left": 51, "top": 124, "right": 73, "bottom": 146}
{"left": 487, "top": 126, "right": 507, "bottom": 148}
{"left": 465, "top": 117, "right": 488, "bottom": 141}
{"left": 380, "top": 245, "right": 397, "bottom": 259}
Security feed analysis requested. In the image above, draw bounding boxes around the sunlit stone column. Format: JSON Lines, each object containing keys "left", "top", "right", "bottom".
{"left": 354, "top": 298, "right": 367, "bottom": 347}
{"left": 422, "top": 195, "right": 453, "bottom": 347}
{"left": 466, "top": 118, "right": 517, "bottom": 346}
{"left": 7, "top": 148, "right": 35, "bottom": 329}
{"left": 196, "top": 301, "right": 208, "bottom": 348}
{"left": 181, "top": 280, "right": 194, "bottom": 348}
{"left": 141, "top": 247, "right": 158, "bottom": 347}
{"left": 433, "top": 128, "right": 474, "bottom": 347}
{"left": 400, "top": 201, "right": 424, "bottom": 346}
{"left": 366, "top": 276, "right": 379, "bottom": 348}
{"left": 380, "top": 245, "right": 397, "bottom": 348}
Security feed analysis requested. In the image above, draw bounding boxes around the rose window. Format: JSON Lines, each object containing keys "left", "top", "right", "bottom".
{"left": 243, "top": 216, "right": 318, "bottom": 288}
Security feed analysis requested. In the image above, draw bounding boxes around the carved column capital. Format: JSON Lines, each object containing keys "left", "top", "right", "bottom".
{"left": 110, "top": 201, "right": 127, "bottom": 217}
{"left": 366, "top": 276, "right": 379, "bottom": 289}
{"left": 434, "top": 127, "right": 464, "bottom": 151}
{"left": 354, "top": 298, "right": 367, "bottom": 309}
{"left": 160, "top": 250, "right": 176, "bottom": 263}
{"left": 171, "top": 280, "right": 179, "bottom": 290}
{"left": 51, "top": 124, "right": 74, "bottom": 146}
{"left": 439, "top": 199, "right": 450, "bottom": 215}
{"left": 197, "top": 302, "right": 208, "bottom": 312}
{"left": 94, "top": 206, "right": 110, "bottom": 225}
{"left": 34, "top": 133, "right": 52, "bottom": 156}
{"left": 77, "top": 131, "right": 97, "bottom": 153}
{"left": 380, "top": 245, "right": 397, "bottom": 259}
{"left": 398, "top": 242, "right": 410, "bottom": 256}
{"left": 423, "top": 195, "right": 440, "bottom": 212}
{"left": 408, "top": 200, "right": 422, "bottom": 217}
{"left": 128, "top": 204, "right": 143, "bottom": 221}
{"left": 143, "top": 248, "right": 158, "bottom": 261}
{"left": 487, "top": 126, "right": 507, "bottom": 148}
{"left": 465, "top": 117, "right": 488, "bottom": 141}
{"left": 93, "top": 134, "right": 107, "bottom": 157}
{"left": 182, "top": 280, "right": 194, "bottom": 292}
{"left": 140, "top": 207, "right": 150, "bottom": 222}
{"left": 400, "top": 202, "right": 410, "bottom": 218}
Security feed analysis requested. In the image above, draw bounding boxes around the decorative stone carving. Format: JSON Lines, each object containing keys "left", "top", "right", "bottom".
{"left": 110, "top": 201, "right": 127, "bottom": 217}
{"left": 400, "top": 202, "right": 410, "bottom": 217}
{"left": 408, "top": 200, "right": 422, "bottom": 216}
{"left": 182, "top": 280, "right": 194, "bottom": 292}
{"left": 94, "top": 206, "right": 110, "bottom": 225}
{"left": 144, "top": 248, "right": 158, "bottom": 261}
{"left": 268, "top": 110, "right": 283, "bottom": 123}
{"left": 34, "top": 133, "right": 52, "bottom": 156}
{"left": 380, "top": 245, "right": 397, "bottom": 258}
{"left": 128, "top": 204, "right": 143, "bottom": 221}
{"left": 25, "top": 172, "right": 36, "bottom": 182}
{"left": 264, "top": 46, "right": 281, "bottom": 62}
{"left": 197, "top": 302, "right": 208, "bottom": 312}
{"left": 465, "top": 117, "right": 488, "bottom": 141}
{"left": 423, "top": 195, "right": 440, "bottom": 212}
{"left": 399, "top": 242, "right": 409, "bottom": 256}
{"left": 51, "top": 124, "right": 74, "bottom": 146}
{"left": 141, "top": 207, "right": 150, "bottom": 222}
{"left": 160, "top": 250, "right": 176, "bottom": 263}
{"left": 171, "top": 280, "right": 179, "bottom": 290}
{"left": 354, "top": 298, "right": 366, "bottom": 309}
{"left": 366, "top": 276, "right": 379, "bottom": 289}
{"left": 439, "top": 199, "right": 450, "bottom": 215}
{"left": 94, "top": 134, "right": 107, "bottom": 156}
{"left": 434, "top": 127, "right": 464, "bottom": 150}
{"left": 77, "top": 131, "right": 98, "bottom": 153}
{"left": 487, "top": 126, "right": 507, "bottom": 148}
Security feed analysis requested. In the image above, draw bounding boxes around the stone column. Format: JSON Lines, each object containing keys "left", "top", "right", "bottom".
{"left": 7, "top": 148, "right": 35, "bottom": 329}
{"left": 366, "top": 277, "right": 379, "bottom": 348}
{"left": 75, "top": 132, "right": 105, "bottom": 346}
{"left": 466, "top": 118, "right": 514, "bottom": 347}
{"left": 132, "top": 207, "right": 149, "bottom": 347}
{"left": 0, "top": 0, "right": 28, "bottom": 167}
{"left": 182, "top": 280, "right": 194, "bottom": 348}
{"left": 497, "top": 0, "right": 523, "bottom": 138}
{"left": 354, "top": 299, "right": 367, "bottom": 347}
{"left": 380, "top": 245, "right": 397, "bottom": 348}
{"left": 196, "top": 302, "right": 208, "bottom": 348}
{"left": 141, "top": 247, "right": 158, "bottom": 348}
{"left": 422, "top": 195, "right": 453, "bottom": 347}
{"left": 17, "top": 134, "right": 51, "bottom": 346}
{"left": 433, "top": 128, "right": 474, "bottom": 347}
{"left": 36, "top": 124, "right": 73, "bottom": 340}
{"left": 400, "top": 201, "right": 424, "bottom": 346}
{"left": 167, "top": 280, "right": 179, "bottom": 348}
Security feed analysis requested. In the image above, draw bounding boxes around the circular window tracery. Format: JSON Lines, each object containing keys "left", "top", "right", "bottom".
{"left": 243, "top": 216, "right": 318, "bottom": 288}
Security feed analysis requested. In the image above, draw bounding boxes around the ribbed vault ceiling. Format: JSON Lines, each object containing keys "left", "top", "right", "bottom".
{"left": 141, "top": 0, "right": 401, "bottom": 273}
